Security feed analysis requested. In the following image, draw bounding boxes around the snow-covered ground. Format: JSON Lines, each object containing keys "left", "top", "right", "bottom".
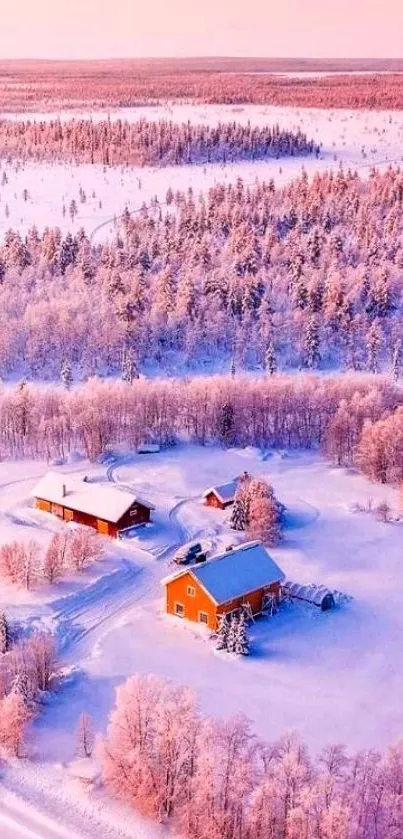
{"left": 1, "top": 105, "right": 403, "bottom": 241}
{"left": 1, "top": 100, "right": 403, "bottom": 834}
{"left": 0, "top": 443, "right": 402, "bottom": 833}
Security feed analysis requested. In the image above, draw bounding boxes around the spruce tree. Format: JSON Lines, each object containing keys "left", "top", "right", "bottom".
{"left": 235, "top": 612, "right": 250, "bottom": 656}
{"left": 61, "top": 359, "right": 73, "bottom": 390}
{"left": 216, "top": 614, "right": 229, "bottom": 651}
{"left": 219, "top": 401, "right": 235, "bottom": 445}
{"left": 392, "top": 340, "right": 401, "bottom": 382}
{"left": 230, "top": 492, "right": 247, "bottom": 531}
{"left": 265, "top": 340, "right": 277, "bottom": 375}
{"left": 303, "top": 317, "right": 320, "bottom": 368}
{"left": 227, "top": 615, "right": 238, "bottom": 653}
{"left": 0, "top": 612, "right": 9, "bottom": 654}
{"left": 121, "top": 347, "right": 139, "bottom": 384}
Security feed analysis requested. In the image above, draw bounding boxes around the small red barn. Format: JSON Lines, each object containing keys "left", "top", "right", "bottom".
{"left": 162, "top": 541, "right": 285, "bottom": 630}
{"left": 203, "top": 479, "right": 239, "bottom": 510}
{"left": 32, "top": 472, "right": 154, "bottom": 538}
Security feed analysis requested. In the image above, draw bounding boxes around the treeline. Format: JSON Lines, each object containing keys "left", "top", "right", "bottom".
{"left": 1, "top": 63, "right": 403, "bottom": 110}
{"left": 0, "top": 528, "right": 102, "bottom": 589}
{"left": 0, "top": 626, "right": 57, "bottom": 757}
{"left": 0, "top": 168, "right": 403, "bottom": 378}
{"left": 101, "top": 672, "right": 403, "bottom": 839}
{"left": 0, "top": 375, "right": 402, "bottom": 485}
{"left": 0, "top": 118, "right": 318, "bottom": 167}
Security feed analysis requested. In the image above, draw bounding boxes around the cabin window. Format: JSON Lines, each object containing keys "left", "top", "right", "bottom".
{"left": 187, "top": 585, "right": 196, "bottom": 597}
{"left": 174, "top": 602, "right": 185, "bottom": 617}
{"left": 198, "top": 612, "right": 208, "bottom": 625}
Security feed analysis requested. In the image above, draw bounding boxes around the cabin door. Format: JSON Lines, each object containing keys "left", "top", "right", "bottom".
{"left": 63, "top": 508, "right": 74, "bottom": 522}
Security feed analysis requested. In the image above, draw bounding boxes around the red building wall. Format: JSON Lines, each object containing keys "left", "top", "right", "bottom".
{"left": 35, "top": 497, "right": 151, "bottom": 538}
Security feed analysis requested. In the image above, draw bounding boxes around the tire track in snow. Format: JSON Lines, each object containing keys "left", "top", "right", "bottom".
{"left": 48, "top": 457, "right": 195, "bottom": 663}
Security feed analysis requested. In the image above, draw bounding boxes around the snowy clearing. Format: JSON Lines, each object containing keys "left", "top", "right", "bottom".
{"left": 0, "top": 445, "right": 401, "bottom": 751}
{"left": 1, "top": 105, "right": 403, "bottom": 240}
{"left": 0, "top": 443, "right": 402, "bottom": 833}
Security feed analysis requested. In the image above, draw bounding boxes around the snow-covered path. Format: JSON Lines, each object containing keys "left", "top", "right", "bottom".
{"left": 0, "top": 773, "right": 165, "bottom": 839}
{"left": 0, "top": 796, "right": 85, "bottom": 839}
{"left": 0, "top": 457, "right": 193, "bottom": 839}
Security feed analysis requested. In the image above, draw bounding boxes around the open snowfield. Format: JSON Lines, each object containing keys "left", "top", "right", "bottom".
{"left": 0, "top": 442, "right": 402, "bottom": 836}
{"left": 1, "top": 104, "right": 403, "bottom": 240}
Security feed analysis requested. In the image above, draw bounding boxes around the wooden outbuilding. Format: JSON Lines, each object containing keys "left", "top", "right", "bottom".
{"left": 33, "top": 472, "right": 154, "bottom": 538}
{"left": 203, "top": 479, "right": 239, "bottom": 510}
{"left": 282, "top": 580, "right": 336, "bottom": 611}
{"left": 162, "top": 541, "right": 285, "bottom": 630}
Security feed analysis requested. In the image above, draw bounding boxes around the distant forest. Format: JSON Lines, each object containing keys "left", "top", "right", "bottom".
{"left": 0, "top": 60, "right": 403, "bottom": 111}
{"left": 0, "top": 118, "right": 318, "bottom": 167}
{"left": 0, "top": 167, "right": 402, "bottom": 382}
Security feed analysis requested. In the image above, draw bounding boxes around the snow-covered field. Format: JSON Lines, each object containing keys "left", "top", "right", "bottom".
{"left": 1, "top": 105, "right": 403, "bottom": 241}
{"left": 1, "top": 100, "right": 403, "bottom": 835}
{"left": 0, "top": 443, "right": 402, "bottom": 838}
{"left": 1, "top": 445, "right": 402, "bottom": 753}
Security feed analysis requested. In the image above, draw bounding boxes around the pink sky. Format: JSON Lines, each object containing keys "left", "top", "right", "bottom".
{"left": 0, "top": 0, "right": 402, "bottom": 60}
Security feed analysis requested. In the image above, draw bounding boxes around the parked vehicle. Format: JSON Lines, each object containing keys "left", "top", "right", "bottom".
{"left": 173, "top": 540, "right": 204, "bottom": 565}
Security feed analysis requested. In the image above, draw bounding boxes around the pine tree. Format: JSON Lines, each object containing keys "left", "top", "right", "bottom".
{"left": 216, "top": 614, "right": 229, "bottom": 651}
{"left": 265, "top": 340, "right": 277, "bottom": 375}
{"left": 230, "top": 472, "right": 253, "bottom": 531}
{"left": 227, "top": 614, "right": 238, "bottom": 653}
{"left": 235, "top": 612, "right": 250, "bottom": 656}
{"left": 303, "top": 317, "right": 320, "bottom": 368}
{"left": 219, "top": 401, "right": 235, "bottom": 445}
{"left": 61, "top": 359, "right": 73, "bottom": 390}
{"left": 121, "top": 347, "right": 139, "bottom": 384}
{"left": 230, "top": 492, "right": 248, "bottom": 531}
{"left": 366, "top": 321, "right": 382, "bottom": 373}
{"left": 392, "top": 339, "right": 401, "bottom": 382}
{"left": 0, "top": 612, "right": 9, "bottom": 654}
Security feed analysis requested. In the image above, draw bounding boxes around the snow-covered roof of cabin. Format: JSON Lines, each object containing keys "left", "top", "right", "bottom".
{"left": 33, "top": 472, "right": 155, "bottom": 523}
{"left": 162, "top": 541, "right": 285, "bottom": 605}
{"left": 203, "top": 478, "right": 239, "bottom": 504}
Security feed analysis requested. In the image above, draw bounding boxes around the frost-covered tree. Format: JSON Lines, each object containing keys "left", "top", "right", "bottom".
{"left": 61, "top": 359, "right": 73, "bottom": 390}
{"left": 76, "top": 711, "right": 95, "bottom": 758}
{"left": 219, "top": 401, "right": 235, "bottom": 445}
{"left": 265, "top": 340, "right": 277, "bottom": 375}
{"left": 215, "top": 614, "right": 229, "bottom": 651}
{"left": 248, "top": 495, "right": 282, "bottom": 545}
{"left": 227, "top": 615, "right": 238, "bottom": 653}
{"left": 230, "top": 474, "right": 251, "bottom": 531}
{"left": 0, "top": 685, "right": 31, "bottom": 756}
{"left": 121, "top": 347, "right": 139, "bottom": 384}
{"left": 235, "top": 611, "right": 250, "bottom": 656}
{"left": 366, "top": 321, "right": 382, "bottom": 373}
{"left": 43, "top": 533, "right": 70, "bottom": 583}
{"left": 230, "top": 492, "right": 248, "bottom": 531}
{"left": 303, "top": 317, "right": 320, "bottom": 368}
{"left": 0, "top": 612, "right": 9, "bottom": 654}
{"left": 392, "top": 339, "right": 402, "bottom": 381}
{"left": 70, "top": 527, "right": 102, "bottom": 572}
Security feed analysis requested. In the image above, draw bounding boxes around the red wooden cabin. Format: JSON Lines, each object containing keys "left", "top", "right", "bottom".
{"left": 33, "top": 471, "right": 154, "bottom": 538}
